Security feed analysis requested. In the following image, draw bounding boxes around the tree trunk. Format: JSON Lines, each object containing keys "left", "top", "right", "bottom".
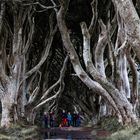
{"left": 79, "top": 3, "right": 137, "bottom": 124}
{"left": 99, "top": 99, "right": 107, "bottom": 117}
{"left": 94, "top": 20, "right": 108, "bottom": 117}
{"left": 1, "top": 95, "right": 14, "bottom": 127}
{"left": 112, "top": 0, "right": 140, "bottom": 61}
{"left": 126, "top": 47, "right": 139, "bottom": 112}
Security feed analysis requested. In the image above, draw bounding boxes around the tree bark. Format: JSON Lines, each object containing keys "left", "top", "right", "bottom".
{"left": 1, "top": 97, "right": 14, "bottom": 127}
{"left": 112, "top": 0, "right": 140, "bottom": 61}
{"left": 0, "top": 81, "right": 17, "bottom": 127}
{"left": 81, "top": 26, "right": 137, "bottom": 124}
{"left": 126, "top": 47, "right": 138, "bottom": 111}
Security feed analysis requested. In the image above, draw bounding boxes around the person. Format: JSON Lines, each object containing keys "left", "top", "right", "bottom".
{"left": 61, "top": 110, "right": 67, "bottom": 127}
{"left": 43, "top": 112, "right": 48, "bottom": 128}
{"left": 49, "top": 111, "right": 54, "bottom": 127}
{"left": 67, "top": 112, "right": 72, "bottom": 127}
{"left": 76, "top": 112, "right": 81, "bottom": 127}
{"left": 72, "top": 111, "right": 77, "bottom": 127}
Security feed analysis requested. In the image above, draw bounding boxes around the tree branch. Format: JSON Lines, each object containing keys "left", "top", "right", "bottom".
{"left": 50, "top": 0, "right": 58, "bottom": 12}
{"left": 22, "top": 8, "right": 35, "bottom": 55}
{"left": 94, "top": 19, "right": 107, "bottom": 77}
{"left": 23, "top": 16, "right": 57, "bottom": 82}
{"left": 23, "top": 2, "right": 60, "bottom": 10}
{"left": 33, "top": 55, "right": 68, "bottom": 111}
{"left": 0, "top": 1, "right": 5, "bottom": 35}
{"left": 126, "top": 46, "right": 138, "bottom": 107}
{"left": 89, "top": 0, "right": 98, "bottom": 36}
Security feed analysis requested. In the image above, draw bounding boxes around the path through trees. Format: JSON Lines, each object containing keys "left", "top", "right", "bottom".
{"left": 0, "top": 0, "right": 140, "bottom": 128}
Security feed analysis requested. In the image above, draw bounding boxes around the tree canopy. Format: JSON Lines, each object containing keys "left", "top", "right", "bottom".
{"left": 0, "top": 0, "right": 140, "bottom": 128}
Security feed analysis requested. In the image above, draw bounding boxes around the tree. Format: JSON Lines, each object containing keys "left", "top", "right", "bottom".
{"left": 55, "top": 0, "right": 139, "bottom": 124}
{"left": 0, "top": 1, "right": 58, "bottom": 127}
{"left": 0, "top": 0, "right": 140, "bottom": 127}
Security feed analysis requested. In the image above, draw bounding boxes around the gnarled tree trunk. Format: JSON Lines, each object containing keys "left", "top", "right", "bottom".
{"left": 112, "top": 0, "right": 140, "bottom": 61}
{"left": 1, "top": 80, "right": 18, "bottom": 127}
{"left": 55, "top": 0, "right": 138, "bottom": 125}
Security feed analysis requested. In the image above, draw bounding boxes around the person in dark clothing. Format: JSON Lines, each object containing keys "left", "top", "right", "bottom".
{"left": 49, "top": 111, "right": 54, "bottom": 127}
{"left": 43, "top": 112, "right": 48, "bottom": 128}
{"left": 76, "top": 112, "right": 81, "bottom": 127}
{"left": 72, "top": 111, "right": 77, "bottom": 127}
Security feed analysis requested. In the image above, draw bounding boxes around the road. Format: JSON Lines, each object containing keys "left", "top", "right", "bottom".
{"left": 42, "top": 127, "right": 110, "bottom": 140}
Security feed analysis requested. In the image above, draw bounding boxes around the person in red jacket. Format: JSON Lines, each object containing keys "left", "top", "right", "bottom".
{"left": 61, "top": 110, "right": 67, "bottom": 127}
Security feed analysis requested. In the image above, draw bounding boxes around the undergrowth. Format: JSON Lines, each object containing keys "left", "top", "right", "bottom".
{"left": 0, "top": 124, "right": 41, "bottom": 140}
{"left": 97, "top": 117, "right": 140, "bottom": 140}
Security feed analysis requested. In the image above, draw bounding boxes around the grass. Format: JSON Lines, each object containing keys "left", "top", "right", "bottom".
{"left": 97, "top": 117, "right": 124, "bottom": 132}
{"left": 99, "top": 126, "right": 140, "bottom": 140}
{"left": 96, "top": 117, "right": 140, "bottom": 140}
{"left": 0, "top": 124, "right": 41, "bottom": 140}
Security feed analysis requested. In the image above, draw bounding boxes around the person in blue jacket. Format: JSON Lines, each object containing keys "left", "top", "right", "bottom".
{"left": 67, "top": 112, "right": 72, "bottom": 127}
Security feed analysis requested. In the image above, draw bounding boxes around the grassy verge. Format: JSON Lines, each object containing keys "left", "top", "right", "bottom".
{"left": 0, "top": 124, "right": 41, "bottom": 140}
{"left": 103, "top": 126, "right": 140, "bottom": 140}
{"left": 96, "top": 117, "right": 140, "bottom": 140}
{"left": 97, "top": 117, "right": 124, "bottom": 132}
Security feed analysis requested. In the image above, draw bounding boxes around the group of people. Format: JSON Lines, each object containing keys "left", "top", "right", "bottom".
{"left": 43, "top": 111, "right": 54, "bottom": 128}
{"left": 60, "top": 110, "right": 80, "bottom": 127}
{"left": 43, "top": 110, "right": 81, "bottom": 128}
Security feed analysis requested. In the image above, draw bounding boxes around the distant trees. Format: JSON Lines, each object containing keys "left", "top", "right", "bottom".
{"left": 0, "top": 0, "right": 140, "bottom": 127}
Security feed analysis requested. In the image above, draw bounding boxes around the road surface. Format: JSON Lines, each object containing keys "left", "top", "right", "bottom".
{"left": 42, "top": 127, "right": 110, "bottom": 140}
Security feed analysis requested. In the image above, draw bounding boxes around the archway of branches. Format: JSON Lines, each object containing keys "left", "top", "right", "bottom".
{"left": 1, "top": 0, "right": 140, "bottom": 128}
